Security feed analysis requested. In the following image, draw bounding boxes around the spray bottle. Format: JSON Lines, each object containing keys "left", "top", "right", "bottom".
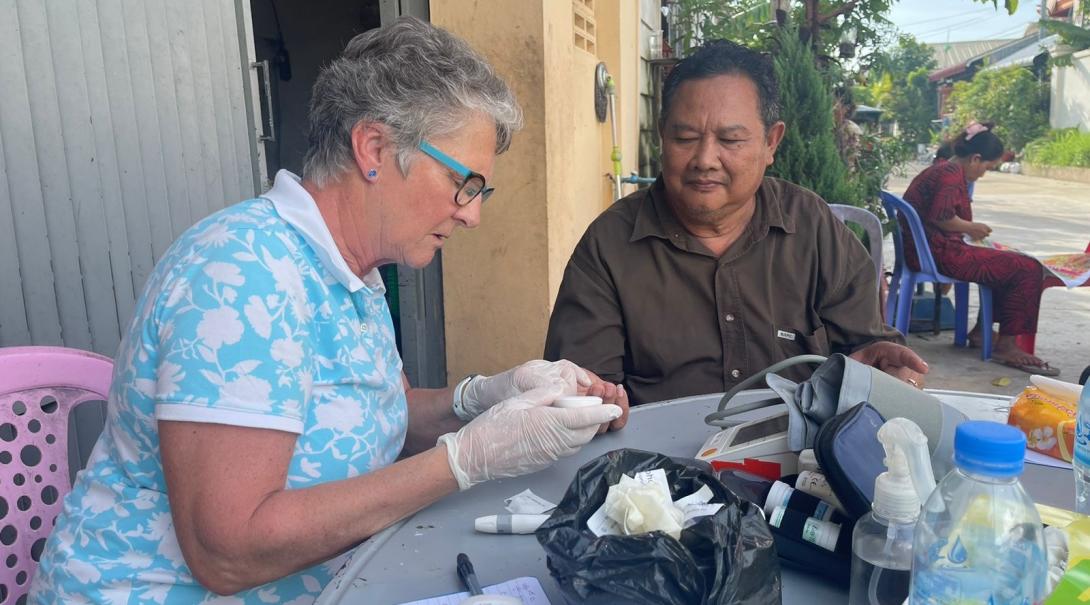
{"left": 848, "top": 418, "right": 933, "bottom": 605}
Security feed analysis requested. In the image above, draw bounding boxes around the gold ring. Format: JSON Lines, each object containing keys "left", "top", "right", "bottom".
{"left": 907, "top": 377, "right": 920, "bottom": 388}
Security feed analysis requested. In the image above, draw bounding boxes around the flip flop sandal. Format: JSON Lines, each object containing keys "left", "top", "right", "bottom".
{"left": 993, "top": 358, "right": 1061, "bottom": 377}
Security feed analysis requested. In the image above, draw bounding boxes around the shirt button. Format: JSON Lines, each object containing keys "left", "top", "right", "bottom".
{"left": 731, "top": 369, "right": 742, "bottom": 379}
{"left": 360, "top": 323, "right": 369, "bottom": 334}
{"left": 724, "top": 313, "right": 735, "bottom": 322}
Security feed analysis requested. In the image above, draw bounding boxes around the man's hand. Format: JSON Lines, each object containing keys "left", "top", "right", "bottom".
{"left": 849, "top": 341, "right": 929, "bottom": 389}
{"left": 580, "top": 369, "right": 630, "bottom": 433}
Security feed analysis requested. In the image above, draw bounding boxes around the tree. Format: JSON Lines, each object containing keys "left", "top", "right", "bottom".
{"left": 671, "top": 0, "right": 774, "bottom": 56}
{"left": 877, "top": 67, "right": 937, "bottom": 145}
{"left": 859, "top": 35, "right": 938, "bottom": 146}
{"left": 871, "top": 35, "right": 937, "bottom": 80}
{"left": 944, "top": 67, "right": 1049, "bottom": 152}
{"left": 670, "top": 0, "right": 898, "bottom": 67}
{"left": 767, "top": 26, "right": 858, "bottom": 206}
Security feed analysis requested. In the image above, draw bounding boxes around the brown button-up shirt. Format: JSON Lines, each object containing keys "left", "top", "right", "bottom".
{"left": 544, "top": 176, "right": 903, "bottom": 405}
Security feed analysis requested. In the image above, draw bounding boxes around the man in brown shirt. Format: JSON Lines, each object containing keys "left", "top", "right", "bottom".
{"left": 544, "top": 40, "right": 927, "bottom": 405}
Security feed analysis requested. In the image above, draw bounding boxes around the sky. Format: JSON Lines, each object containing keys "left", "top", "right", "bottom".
{"left": 886, "top": 0, "right": 1043, "bottom": 43}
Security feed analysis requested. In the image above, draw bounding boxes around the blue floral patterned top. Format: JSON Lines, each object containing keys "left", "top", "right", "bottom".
{"left": 31, "top": 170, "right": 408, "bottom": 604}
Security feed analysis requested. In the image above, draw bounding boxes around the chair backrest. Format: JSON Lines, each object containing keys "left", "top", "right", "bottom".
{"left": 829, "top": 204, "right": 883, "bottom": 286}
{"left": 0, "top": 346, "right": 113, "bottom": 604}
{"left": 879, "top": 190, "right": 943, "bottom": 278}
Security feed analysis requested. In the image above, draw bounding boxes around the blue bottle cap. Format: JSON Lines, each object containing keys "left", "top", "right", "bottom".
{"left": 954, "top": 421, "right": 1026, "bottom": 477}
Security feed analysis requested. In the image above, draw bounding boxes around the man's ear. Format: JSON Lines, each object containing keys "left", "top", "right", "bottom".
{"left": 350, "top": 121, "right": 389, "bottom": 178}
{"left": 764, "top": 121, "right": 787, "bottom": 165}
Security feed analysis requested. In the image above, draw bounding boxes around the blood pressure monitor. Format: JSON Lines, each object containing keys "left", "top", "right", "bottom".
{"left": 695, "top": 411, "right": 797, "bottom": 480}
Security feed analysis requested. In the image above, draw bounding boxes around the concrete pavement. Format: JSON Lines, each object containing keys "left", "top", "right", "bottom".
{"left": 883, "top": 165, "right": 1090, "bottom": 396}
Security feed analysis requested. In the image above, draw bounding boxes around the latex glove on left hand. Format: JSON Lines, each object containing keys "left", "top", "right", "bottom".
{"left": 439, "top": 385, "right": 622, "bottom": 490}
{"left": 461, "top": 359, "right": 592, "bottom": 419}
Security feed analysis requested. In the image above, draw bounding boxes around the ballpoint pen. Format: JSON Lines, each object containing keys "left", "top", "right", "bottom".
{"left": 457, "top": 552, "right": 483, "bottom": 596}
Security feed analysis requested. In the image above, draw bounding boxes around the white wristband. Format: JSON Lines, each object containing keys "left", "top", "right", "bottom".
{"left": 451, "top": 374, "right": 479, "bottom": 422}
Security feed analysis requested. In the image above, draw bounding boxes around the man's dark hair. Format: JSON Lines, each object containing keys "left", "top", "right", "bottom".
{"left": 660, "top": 40, "right": 781, "bottom": 130}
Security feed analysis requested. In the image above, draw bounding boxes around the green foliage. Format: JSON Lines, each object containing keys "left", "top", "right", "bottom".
{"left": 1040, "top": 19, "right": 1090, "bottom": 67}
{"left": 767, "top": 26, "right": 858, "bottom": 206}
{"left": 1024, "top": 129, "right": 1090, "bottom": 167}
{"left": 853, "top": 132, "right": 913, "bottom": 218}
{"left": 671, "top": 0, "right": 775, "bottom": 56}
{"left": 670, "top": 0, "right": 896, "bottom": 66}
{"left": 870, "top": 34, "right": 938, "bottom": 78}
{"left": 852, "top": 84, "right": 876, "bottom": 106}
{"left": 862, "top": 35, "right": 938, "bottom": 146}
{"left": 1040, "top": 18, "right": 1090, "bottom": 50}
{"left": 944, "top": 67, "right": 1049, "bottom": 151}
{"left": 876, "top": 67, "right": 938, "bottom": 145}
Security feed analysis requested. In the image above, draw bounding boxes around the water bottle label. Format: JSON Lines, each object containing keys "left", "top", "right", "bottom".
{"left": 913, "top": 529, "right": 1044, "bottom": 604}
{"left": 814, "top": 501, "right": 831, "bottom": 521}
{"left": 1076, "top": 409, "right": 1090, "bottom": 466}
{"left": 911, "top": 576, "right": 1032, "bottom": 605}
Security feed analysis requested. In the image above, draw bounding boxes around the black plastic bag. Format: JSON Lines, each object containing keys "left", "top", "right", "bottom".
{"left": 536, "top": 449, "right": 782, "bottom": 605}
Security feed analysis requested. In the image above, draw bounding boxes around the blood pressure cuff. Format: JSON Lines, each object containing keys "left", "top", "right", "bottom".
{"left": 709, "top": 354, "right": 966, "bottom": 481}
{"left": 813, "top": 402, "right": 888, "bottom": 522}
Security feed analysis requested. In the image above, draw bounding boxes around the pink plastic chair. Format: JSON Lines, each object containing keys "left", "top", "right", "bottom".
{"left": 0, "top": 346, "right": 113, "bottom": 604}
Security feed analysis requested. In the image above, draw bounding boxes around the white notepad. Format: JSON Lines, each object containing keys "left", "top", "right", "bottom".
{"left": 396, "top": 576, "right": 551, "bottom": 605}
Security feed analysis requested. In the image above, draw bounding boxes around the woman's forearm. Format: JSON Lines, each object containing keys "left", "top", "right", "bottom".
{"left": 161, "top": 419, "right": 458, "bottom": 595}
{"left": 220, "top": 446, "right": 457, "bottom": 590}
{"left": 402, "top": 379, "right": 464, "bottom": 455}
{"left": 934, "top": 216, "right": 974, "bottom": 234}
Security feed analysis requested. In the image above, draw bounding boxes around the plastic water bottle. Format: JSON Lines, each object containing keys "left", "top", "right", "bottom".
{"left": 1075, "top": 383, "right": 1090, "bottom": 515}
{"left": 909, "top": 421, "right": 1046, "bottom": 605}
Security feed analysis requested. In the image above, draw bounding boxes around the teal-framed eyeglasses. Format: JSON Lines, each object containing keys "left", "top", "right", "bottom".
{"left": 418, "top": 140, "right": 494, "bottom": 206}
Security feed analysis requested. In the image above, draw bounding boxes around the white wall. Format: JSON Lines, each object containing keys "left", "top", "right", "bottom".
{"left": 1050, "top": 49, "right": 1090, "bottom": 132}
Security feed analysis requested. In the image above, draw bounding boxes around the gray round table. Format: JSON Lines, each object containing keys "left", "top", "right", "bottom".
{"left": 315, "top": 390, "right": 1071, "bottom": 605}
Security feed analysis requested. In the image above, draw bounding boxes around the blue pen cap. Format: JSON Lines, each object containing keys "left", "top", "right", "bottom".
{"left": 954, "top": 421, "right": 1026, "bottom": 477}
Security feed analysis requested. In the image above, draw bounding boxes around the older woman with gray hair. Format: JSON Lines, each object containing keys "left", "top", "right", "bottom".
{"left": 31, "top": 17, "right": 627, "bottom": 604}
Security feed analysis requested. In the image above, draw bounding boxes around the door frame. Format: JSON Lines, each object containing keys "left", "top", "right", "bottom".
{"left": 379, "top": 0, "right": 448, "bottom": 388}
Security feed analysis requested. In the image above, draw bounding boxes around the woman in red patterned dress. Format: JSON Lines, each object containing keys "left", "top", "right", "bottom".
{"left": 902, "top": 122, "right": 1058, "bottom": 376}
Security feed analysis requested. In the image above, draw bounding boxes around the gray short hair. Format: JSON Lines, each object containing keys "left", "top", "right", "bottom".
{"left": 303, "top": 17, "right": 523, "bottom": 186}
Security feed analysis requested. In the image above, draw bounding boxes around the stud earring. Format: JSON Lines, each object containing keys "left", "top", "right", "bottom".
{"left": 366, "top": 169, "right": 378, "bottom": 180}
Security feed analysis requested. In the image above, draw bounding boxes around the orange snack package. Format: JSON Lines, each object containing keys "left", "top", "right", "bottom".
{"left": 1008, "top": 385, "right": 1075, "bottom": 462}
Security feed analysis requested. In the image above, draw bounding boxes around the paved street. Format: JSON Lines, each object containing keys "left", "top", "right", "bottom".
{"left": 884, "top": 166, "right": 1090, "bottom": 395}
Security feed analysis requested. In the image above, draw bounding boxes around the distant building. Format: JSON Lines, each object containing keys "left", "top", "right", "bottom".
{"left": 926, "top": 30, "right": 1057, "bottom": 119}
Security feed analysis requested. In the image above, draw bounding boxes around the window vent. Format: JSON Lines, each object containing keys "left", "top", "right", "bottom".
{"left": 573, "top": 0, "right": 596, "bottom": 54}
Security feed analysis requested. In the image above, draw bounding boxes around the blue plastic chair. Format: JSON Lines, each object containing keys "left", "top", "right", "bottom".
{"left": 881, "top": 191, "right": 994, "bottom": 360}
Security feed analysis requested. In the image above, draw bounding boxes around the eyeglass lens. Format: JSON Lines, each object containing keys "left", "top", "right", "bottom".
{"left": 456, "top": 174, "right": 486, "bottom": 206}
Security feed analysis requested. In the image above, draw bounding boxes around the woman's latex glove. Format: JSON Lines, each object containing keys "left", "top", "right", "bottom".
{"left": 438, "top": 385, "right": 622, "bottom": 490}
{"left": 460, "top": 359, "right": 592, "bottom": 419}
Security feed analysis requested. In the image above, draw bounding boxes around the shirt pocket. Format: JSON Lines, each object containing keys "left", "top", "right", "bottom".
{"left": 774, "top": 324, "right": 830, "bottom": 359}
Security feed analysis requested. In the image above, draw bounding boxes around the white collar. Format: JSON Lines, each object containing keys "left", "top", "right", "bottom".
{"left": 261, "top": 170, "right": 384, "bottom": 294}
